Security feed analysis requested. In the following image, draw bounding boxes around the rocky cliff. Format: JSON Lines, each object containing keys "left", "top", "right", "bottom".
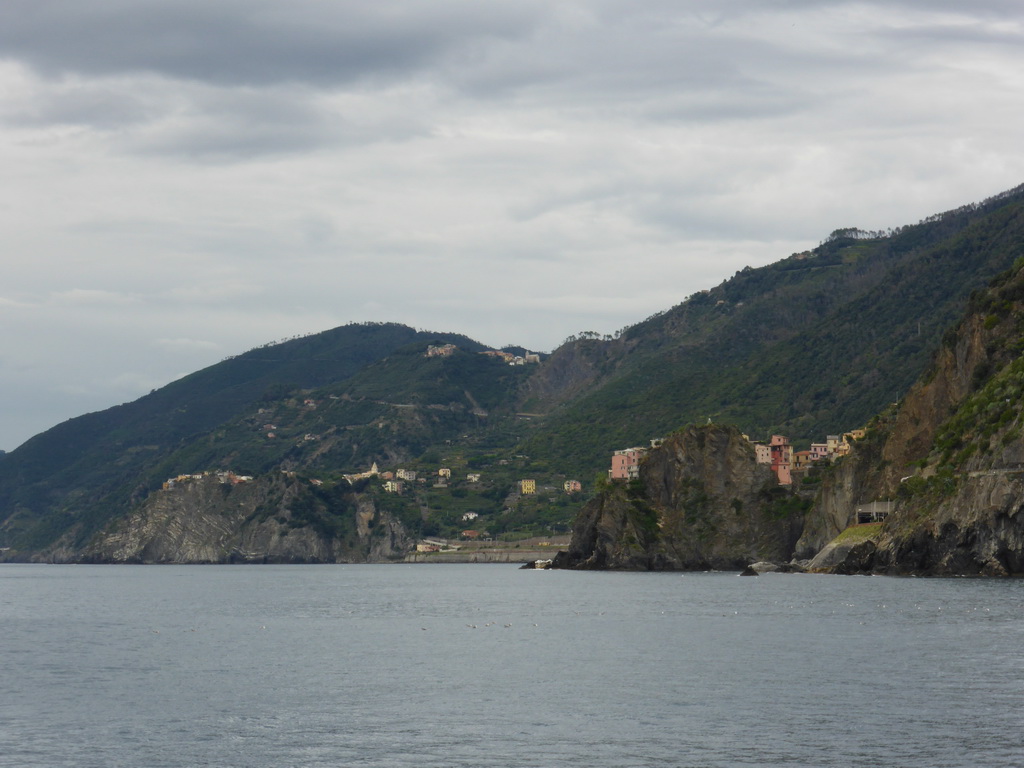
{"left": 792, "top": 417, "right": 893, "bottom": 558}
{"left": 807, "top": 258, "right": 1024, "bottom": 575}
{"left": 553, "top": 425, "right": 807, "bottom": 570}
{"left": 79, "top": 473, "right": 411, "bottom": 564}
{"left": 556, "top": 259, "right": 1024, "bottom": 576}
{"left": 517, "top": 337, "right": 630, "bottom": 412}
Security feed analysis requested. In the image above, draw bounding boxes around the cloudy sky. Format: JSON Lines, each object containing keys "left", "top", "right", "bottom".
{"left": 2, "top": 1, "right": 1023, "bottom": 450}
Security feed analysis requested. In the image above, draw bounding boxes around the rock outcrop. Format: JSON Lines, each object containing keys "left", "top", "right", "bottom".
{"left": 871, "top": 473, "right": 1024, "bottom": 576}
{"left": 806, "top": 523, "right": 883, "bottom": 574}
{"left": 516, "top": 336, "right": 632, "bottom": 412}
{"left": 81, "top": 473, "right": 411, "bottom": 564}
{"left": 807, "top": 259, "right": 1024, "bottom": 575}
{"left": 554, "top": 424, "right": 806, "bottom": 570}
{"left": 557, "top": 256, "right": 1024, "bottom": 577}
{"left": 793, "top": 428, "right": 889, "bottom": 559}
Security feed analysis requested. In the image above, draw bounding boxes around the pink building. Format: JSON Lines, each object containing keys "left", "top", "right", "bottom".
{"left": 609, "top": 447, "right": 647, "bottom": 480}
{"left": 769, "top": 434, "right": 792, "bottom": 485}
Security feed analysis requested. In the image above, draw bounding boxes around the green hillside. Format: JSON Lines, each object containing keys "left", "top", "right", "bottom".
{"left": 521, "top": 186, "right": 1024, "bottom": 474}
{"left": 3, "top": 184, "right": 1024, "bottom": 556}
{"left": 0, "top": 324, "right": 485, "bottom": 549}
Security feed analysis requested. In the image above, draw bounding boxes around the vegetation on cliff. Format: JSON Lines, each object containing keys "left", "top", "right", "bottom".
{"left": 808, "top": 255, "right": 1024, "bottom": 575}
{"left": 553, "top": 424, "right": 806, "bottom": 570}
{"left": 523, "top": 186, "right": 1024, "bottom": 475}
{"left": 5, "top": 185, "right": 1024, "bottom": 563}
{"left": 82, "top": 472, "right": 411, "bottom": 564}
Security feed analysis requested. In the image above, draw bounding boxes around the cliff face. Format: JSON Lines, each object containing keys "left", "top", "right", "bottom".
{"left": 559, "top": 253, "right": 1024, "bottom": 576}
{"left": 793, "top": 422, "right": 891, "bottom": 558}
{"left": 809, "top": 472, "right": 1024, "bottom": 577}
{"left": 80, "top": 474, "right": 411, "bottom": 564}
{"left": 517, "top": 337, "right": 632, "bottom": 412}
{"left": 808, "top": 259, "right": 1024, "bottom": 575}
{"left": 554, "top": 425, "right": 805, "bottom": 570}
{"left": 871, "top": 473, "right": 1024, "bottom": 576}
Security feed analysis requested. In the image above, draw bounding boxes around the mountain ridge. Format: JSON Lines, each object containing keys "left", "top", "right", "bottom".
{"left": 560, "top": 250, "right": 1024, "bottom": 575}
{"left": 804, "top": 254, "right": 1024, "bottom": 575}
{"left": 4, "top": 183, "right": 1024, "bottom": 562}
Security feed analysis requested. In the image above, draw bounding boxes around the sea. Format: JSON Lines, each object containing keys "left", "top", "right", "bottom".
{"left": 1, "top": 564, "right": 1021, "bottom": 768}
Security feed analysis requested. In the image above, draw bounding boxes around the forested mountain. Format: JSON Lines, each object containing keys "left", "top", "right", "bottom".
{"left": 799, "top": 252, "right": 1024, "bottom": 575}
{"left": 521, "top": 186, "right": 1024, "bottom": 473}
{"left": 3, "top": 184, "right": 1024, "bottom": 561}
{"left": 552, "top": 248, "right": 1024, "bottom": 576}
{"left": 0, "top": 324, "right": 485, "bottom": 550}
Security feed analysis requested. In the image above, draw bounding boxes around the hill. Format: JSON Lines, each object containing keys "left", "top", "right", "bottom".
{"left": 3, "top": 183, "right": 1024, "bottom": 561}
{"left": 521, "top": 185, "right": 1024, "bottom": 474}
{"left": 802, "top": 254, "right": 1024, "bottom": 575}
{"left": 555, "top": 252, "right": 1024, "bottom": 576}
{"left": 0, "top": 323, "right": 487, "bottom": 551}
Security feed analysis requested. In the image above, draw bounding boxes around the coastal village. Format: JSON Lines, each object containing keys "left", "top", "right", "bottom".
{"left": 607, "top": 428, "right": 892, "bottom": 526}
{"left": 427, "top": 343, "right": 541, "bottom": 366}
{"left": 156, "top": 336, "right": 879, "bottom": 555}
{"left": 160, "top": 430, "right": 874, "bottom": 559}
{"left": 162, "top": 470, "right": 253, "bottom": 490}
{"left": 608, "top": 430, "right": 866, "bottom": 486}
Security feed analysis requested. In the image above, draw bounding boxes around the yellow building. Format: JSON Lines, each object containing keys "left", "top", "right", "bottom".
{"left": 520, "top": 479, "right": 536, "bottom": 495}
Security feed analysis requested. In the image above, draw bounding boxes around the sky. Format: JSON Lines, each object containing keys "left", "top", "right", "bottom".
{"left": 2, "top": 0, "right": 1024, "bottom": 450}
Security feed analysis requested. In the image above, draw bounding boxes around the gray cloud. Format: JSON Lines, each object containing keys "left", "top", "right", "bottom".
{"left": 0, "top": 1, "right": 544, "bottom": 87}
{"left": 2, "top": 76, "right": 153, "bottom": 129}
{"left": 2, "top": 1, "right": 1024, "bottom": 449}
{"left": 128, "top": 85, "right": 343, "bottom": 159}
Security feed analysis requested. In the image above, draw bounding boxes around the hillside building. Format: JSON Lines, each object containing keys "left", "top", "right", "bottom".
{"left": 609, "top": 447, "right": 647, "bottom": 480}
{"left": 792, "top": 450, "right": 813, "bottom": 471}
{"left": 426, "top": 344, "right": 457, "bottom": 358}
{"left": 753, "top": 443, "right": 771, "bottom": 464}
{"left": 343, "top": 462, "right": 379, "bottom": 484}
{"left": 769, "top": 434, "right": 793, "bottom": 485}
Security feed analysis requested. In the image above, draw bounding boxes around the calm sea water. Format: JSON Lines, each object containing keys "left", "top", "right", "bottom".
{"left": 0, "top": 564, "right": 1021, "bottom": 768}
